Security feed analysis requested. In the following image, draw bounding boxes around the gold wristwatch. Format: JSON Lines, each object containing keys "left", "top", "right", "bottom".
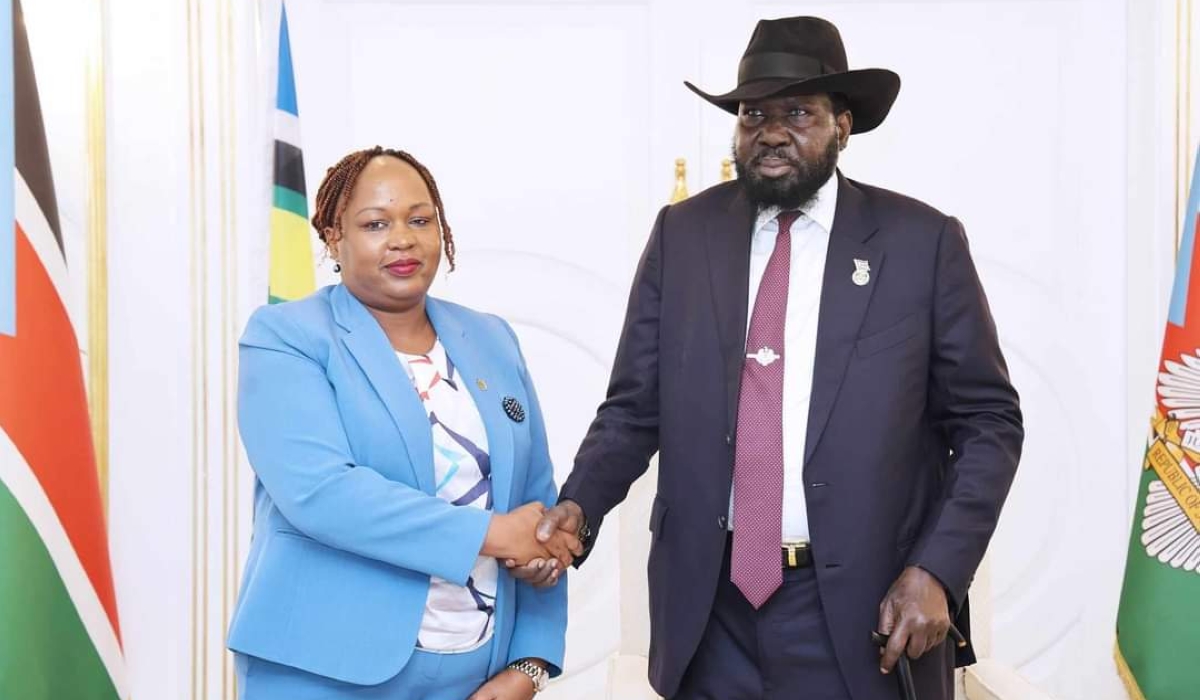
{"left": 507, "top": 659, "right": 549, "bottom": 693}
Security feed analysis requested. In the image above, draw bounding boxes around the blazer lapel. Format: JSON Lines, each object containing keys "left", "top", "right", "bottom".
{"left": 804, "top": 174, "right": 884, "bottom": 465}
{"left": 427, "top": 299, "right": 516, "bottom": 514}
{"left": 706, "top": 187, "right": 759, "bottom": 436}
{"left": 332, "top": 284, "right": 436, "bottom": 493}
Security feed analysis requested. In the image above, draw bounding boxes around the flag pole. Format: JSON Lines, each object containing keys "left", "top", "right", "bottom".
{"left": 85, "top": 0, "right": 110, "bottom": 520}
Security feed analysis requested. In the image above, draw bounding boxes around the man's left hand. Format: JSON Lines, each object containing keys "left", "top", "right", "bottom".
{"left": 466, "top": 669, "right": 536, "bottom": 700}
{"left": 876, "top": 566, "right": 951, "bottom": 674}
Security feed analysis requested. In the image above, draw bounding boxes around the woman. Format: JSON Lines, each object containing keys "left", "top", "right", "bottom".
{"left": 228, "top": 147, "right": 577, "bottom": 700}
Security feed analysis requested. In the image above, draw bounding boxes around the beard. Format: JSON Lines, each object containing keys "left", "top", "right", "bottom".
{"left": 734, "top": 135, "right": 839, "bottom": 209}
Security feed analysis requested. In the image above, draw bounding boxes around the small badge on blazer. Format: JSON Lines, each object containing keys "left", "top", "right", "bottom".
{"left": 502, "top": 396, "right": 526, "bottom": 423}
{"left": 852, "top": 258, "right": 871, "bottom": 286}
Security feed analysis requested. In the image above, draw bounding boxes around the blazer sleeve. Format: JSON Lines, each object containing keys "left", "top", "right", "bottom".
{"left": 237, "top": 306, "right": 492, "bottom": 586}
{"left": 558, "top": 205, "right": 668, "bottom": 562}
{"left": 499, "top": 320, "right": 568, "bottom": 677}
{"left": 907, "top": 216, "right": 1025, "bottom": 609}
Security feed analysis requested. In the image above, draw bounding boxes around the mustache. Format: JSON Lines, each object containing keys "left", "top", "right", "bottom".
{"left": 749, "top": 148, "right": 803, "bottom": 167}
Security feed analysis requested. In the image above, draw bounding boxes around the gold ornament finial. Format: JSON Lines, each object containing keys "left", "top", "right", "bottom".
{"left": 670, "top": 158, "right": 689, "bottom": 203}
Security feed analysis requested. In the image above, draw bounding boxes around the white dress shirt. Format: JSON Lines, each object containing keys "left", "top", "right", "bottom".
{"left": 729, "top": 173, "right": 837, "bottom": 542}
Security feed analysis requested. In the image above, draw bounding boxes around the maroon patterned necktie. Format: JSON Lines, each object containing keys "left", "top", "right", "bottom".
{"left": 731, "top": 210, "right": 799, "bottom": 609}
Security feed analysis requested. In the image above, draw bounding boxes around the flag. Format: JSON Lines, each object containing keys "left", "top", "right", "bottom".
{"left": 268, "top": 1, "right": 315, "bottom": 304}
{"left": 1116, "top": 145, "right": 1200, "bottom": 699}
{"left": 0, "top": 1, "right": 127, "bottom": 697}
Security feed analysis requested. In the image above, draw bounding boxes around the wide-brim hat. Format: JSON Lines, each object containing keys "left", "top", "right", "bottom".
{"left": 685, "top": 16, "right": 900, "bottom": 134}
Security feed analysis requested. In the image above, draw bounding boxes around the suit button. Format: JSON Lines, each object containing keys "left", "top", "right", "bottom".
{"left": 717, "top": 515, "right": 728, "bottom": 529}
{"left": 725, "top": 433, "right": 732, "bottom": 446}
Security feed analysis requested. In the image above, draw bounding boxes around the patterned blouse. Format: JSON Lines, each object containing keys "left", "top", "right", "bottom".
{"left": 397, "top": 340, "right": 498, "bottom": 652}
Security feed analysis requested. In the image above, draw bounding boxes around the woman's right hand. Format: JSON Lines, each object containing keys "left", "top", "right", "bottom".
{"left": 482, "top": 503, "right": 580, "bottom": 566}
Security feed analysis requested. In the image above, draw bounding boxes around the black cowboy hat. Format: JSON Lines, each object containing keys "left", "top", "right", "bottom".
{"left": 685, "top": 16, "right": 901, "bottom": 134}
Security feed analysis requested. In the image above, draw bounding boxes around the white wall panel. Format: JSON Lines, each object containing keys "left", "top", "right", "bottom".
{"left": 104, "top": 0, "right": 196, "bottom": 697}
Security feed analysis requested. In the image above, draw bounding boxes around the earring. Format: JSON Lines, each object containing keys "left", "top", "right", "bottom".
{"left": 333, "top": 262, "right": 342, "bottom": 273}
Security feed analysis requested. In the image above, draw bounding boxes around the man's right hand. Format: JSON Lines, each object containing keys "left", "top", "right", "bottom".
{"left": 536, "top": 500, "right": 585, "bottom": 545}
{"left": 483, "top": 502, "right": 582, "bottom": 569}
{"left": 505, "top": 500, "right": 587, "bottom": 587}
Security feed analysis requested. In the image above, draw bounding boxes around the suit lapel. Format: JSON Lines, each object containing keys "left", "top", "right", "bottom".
{"left": 427, "top": 299, "right": 516, "bottom": 514}
{"left": 706, "top": 187, "right": 759, "bottom": 435}
{"left": 332, "top": 285, "right": 436, "bottom": 493}
{"left": 804, "top": 174, "right": 884, "bottom": 465}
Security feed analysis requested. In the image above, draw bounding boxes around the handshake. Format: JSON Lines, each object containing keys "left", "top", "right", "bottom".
{"left": 482, "top": 501, "right": 587, "bottom": 587}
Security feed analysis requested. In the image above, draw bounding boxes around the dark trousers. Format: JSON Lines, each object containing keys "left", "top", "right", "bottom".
{"left": 673, "top": 539, "right": 853, "bottom": 700}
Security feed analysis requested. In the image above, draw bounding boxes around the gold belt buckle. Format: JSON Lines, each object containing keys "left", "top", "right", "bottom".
{"left": 783, "top": 540, "right": 808, "bottom": 567}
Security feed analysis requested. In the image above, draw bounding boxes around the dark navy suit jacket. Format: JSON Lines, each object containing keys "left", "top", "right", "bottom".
{"left": 560, "top": 174, "right": 1023, "bottom": 699}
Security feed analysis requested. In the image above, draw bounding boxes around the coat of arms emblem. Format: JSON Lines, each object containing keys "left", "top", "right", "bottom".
{"left": 1142, "top": 351, "right": 1200, "bottom": 571}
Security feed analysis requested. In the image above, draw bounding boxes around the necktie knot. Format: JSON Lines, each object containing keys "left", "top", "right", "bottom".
{"left": 776, "top": 210, "right": 802, "bottom": 237}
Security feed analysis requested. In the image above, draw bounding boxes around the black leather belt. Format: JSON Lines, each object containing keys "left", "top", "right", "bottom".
{"left": 782, "top": 542, "right": 812, "bottom": 569}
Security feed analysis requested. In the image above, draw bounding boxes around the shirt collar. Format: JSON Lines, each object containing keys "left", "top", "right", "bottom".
{"left": 752, "top": 171, "right": 839, "bottom": 237}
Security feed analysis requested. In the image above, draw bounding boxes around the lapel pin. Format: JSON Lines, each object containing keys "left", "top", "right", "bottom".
{"left": 852, "top": 258, "right": 871, "bottom": 286}
{"left": 477, "top": 379, "right": 488, "bottom": 391}
{"left": 502, "top": 396, "right": 526, "bottom": 423}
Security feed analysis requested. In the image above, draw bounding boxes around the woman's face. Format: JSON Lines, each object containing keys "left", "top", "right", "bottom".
{"left": 325, "top": 155, "right": 442, "bottom": 314}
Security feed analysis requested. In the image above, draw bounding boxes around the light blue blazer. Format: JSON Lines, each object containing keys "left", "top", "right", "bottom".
{"left": 227, "top": 284, "right": 567, "bottom": 686}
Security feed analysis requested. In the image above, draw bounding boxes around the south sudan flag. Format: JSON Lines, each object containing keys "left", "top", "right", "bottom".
{"left": 0, "top": 1, "right": 128, "bottom": 696}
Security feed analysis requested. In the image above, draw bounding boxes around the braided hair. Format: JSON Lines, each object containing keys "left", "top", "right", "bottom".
{"left": 311, "top": 146, "right": 456, "bottom": 271}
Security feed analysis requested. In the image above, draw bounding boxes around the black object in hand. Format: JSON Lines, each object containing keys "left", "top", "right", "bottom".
{"left": 869, "top": 623, "right": 965, "bottom": 700}
{"left": 871, "top": 630, "right": 917, "bottom": 700}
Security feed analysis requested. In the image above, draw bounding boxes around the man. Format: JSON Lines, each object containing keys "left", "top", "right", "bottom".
{"left": 515, "top": 16, "right": 1023, "bottom": 700}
